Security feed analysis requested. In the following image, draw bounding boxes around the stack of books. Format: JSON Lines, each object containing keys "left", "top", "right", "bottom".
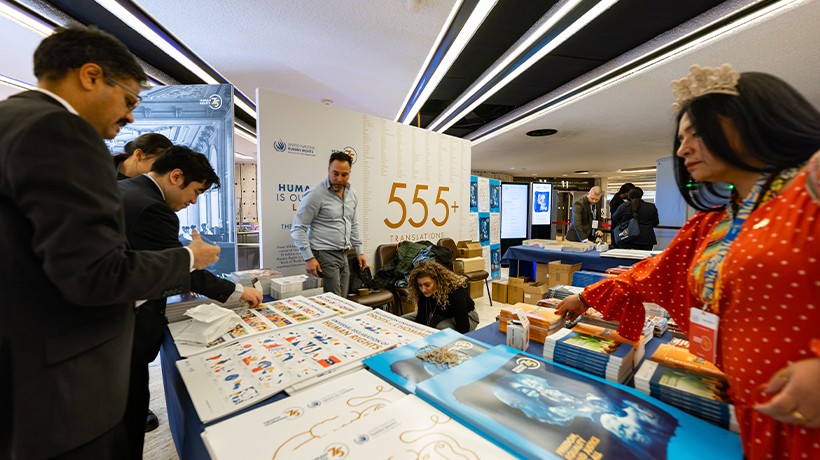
{"left": 650, "top": 339, "right": 725, "bottom": 380}
{"left": 634, "top": 360, "right": 738, "bottom": 432}
{"left": 497, "top": 303, "right": 565, "bottom": 343}
{"left": 544, "top": 327, "right": 636, "bottom": 383}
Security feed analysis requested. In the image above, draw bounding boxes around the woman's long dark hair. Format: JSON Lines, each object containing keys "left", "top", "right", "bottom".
{"left": 112, "top": 133, "right": 173, "bottom": 162}
{"left": 672, "top": 71, "right": 820, "bottom": 211}
{"left": 628, "top": 187, "right": 643, "bottom": 214}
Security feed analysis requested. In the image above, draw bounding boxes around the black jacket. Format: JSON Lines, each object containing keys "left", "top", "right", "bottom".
{"left": 611, "top": 199, "right": 660, "bottom": 249}
{"left": 413, "top": 286, "right": 475, "bottom": 333}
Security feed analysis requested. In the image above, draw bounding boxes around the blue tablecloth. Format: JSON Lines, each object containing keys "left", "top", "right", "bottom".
{"left": 502, "top": 245, "right": 639, "bottom": 276}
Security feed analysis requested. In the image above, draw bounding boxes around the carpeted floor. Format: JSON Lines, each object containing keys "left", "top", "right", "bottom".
{"left": 144, "top": 357, "right": 178, "bottom": 460}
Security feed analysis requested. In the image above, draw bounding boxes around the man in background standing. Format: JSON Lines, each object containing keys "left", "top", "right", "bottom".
{"left": 292, "top": 151, "right": 367, "bottom": 296}
{"left": 608, "top": 182, "right": 634, "bottom": 248}
{"left": 0, "top": 25, "right": 219, "bottom": 459}
{"left": 118, "top": 146, "right": 262, "bottom": 458}
{"left": 566, "top": 186, "right": 604, "bottom": 243}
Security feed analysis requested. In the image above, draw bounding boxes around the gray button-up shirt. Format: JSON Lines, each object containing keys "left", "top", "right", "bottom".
{"left": 291, "top": 176, "right": 363, "bottom": 260}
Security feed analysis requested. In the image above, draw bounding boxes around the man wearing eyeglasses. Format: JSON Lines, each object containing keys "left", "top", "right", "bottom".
{"left": 0, "top": 25, "right": 220, "bottom": 459}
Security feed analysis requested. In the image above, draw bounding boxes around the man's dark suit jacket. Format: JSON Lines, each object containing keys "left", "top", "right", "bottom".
{"left": 0, "top": 90, "right": 192, "bottom": 458}
{"left": 118, "top": 174, "right": 235, "bottom": 311}
{"left": 611, "top": 200, "right": 660, "bottom": 248}
{"left": 566, "top": 196, "right": 600, "bottom": 242}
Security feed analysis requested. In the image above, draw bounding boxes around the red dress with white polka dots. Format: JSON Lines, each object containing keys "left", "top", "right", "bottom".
{"left": 583, "top": 164, "right": 820, "bottom": 460}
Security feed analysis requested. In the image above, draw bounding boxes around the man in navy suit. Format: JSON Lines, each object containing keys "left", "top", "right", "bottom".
{"left": 0, "top": 26, "right": 220, "bottom": 459}
{"left": 118, "top": 146, "right": 262, "bottom": 457}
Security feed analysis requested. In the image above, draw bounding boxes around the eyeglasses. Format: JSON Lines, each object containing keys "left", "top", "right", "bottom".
{"left": 104, "top": 76, "right": 142, "bottom": 111}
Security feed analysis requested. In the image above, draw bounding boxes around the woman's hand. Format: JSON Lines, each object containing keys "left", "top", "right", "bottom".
{"left": 754, "top": 358, "right": 820, "bottom": 427}
{"left": 555, "top": 294, "right": 588, "bottom": 322}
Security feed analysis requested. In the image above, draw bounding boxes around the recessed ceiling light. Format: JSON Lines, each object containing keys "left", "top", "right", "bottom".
{"left": 619, "top": 166, "right": 656, "bottom": 173}
{"left": 526, "top": 128, "right": 558, "bottom": 137}
{"left": 574, "top": 170, "right": 590, "bottom": 174}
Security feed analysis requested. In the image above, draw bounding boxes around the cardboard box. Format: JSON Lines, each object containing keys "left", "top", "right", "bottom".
{"left": 534, "top": 263, "right": 549, "bottom": 284}
{"left": 508, "top": 276, "right": 529, "bottom": 285}
{"left": 468, "top": 280, "right": 484, "bottom": 299}
{"left": 498, "top": 303, "right": 565, "bottom": 344}
{"left": 521, "top": 281, "right": 550, "bottom": 305}
{"left": 491, "top": 280, "right": 508, "bottom": 303}
{"left": 547, "top": 260, "right": 582, "bottom": 287}
{"left": 457, "top": 240, "right": 483, "bottom": 258}
{"left": 454, "top": 256, "right": 485, "bottom": 274}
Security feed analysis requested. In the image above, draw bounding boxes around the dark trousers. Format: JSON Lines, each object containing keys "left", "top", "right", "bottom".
{"left": 122, "top": 301, "right": 166, "bottom": 460}
{"left": 314, "top": 249, "right": 350, "bottom": 296}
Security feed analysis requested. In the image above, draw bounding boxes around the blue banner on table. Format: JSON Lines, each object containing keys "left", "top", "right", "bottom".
{"left": 478, "top": 212, "right": 490, "bottom": 245}
{"left": 490, "top": 244, "right": 501, "bottom": 279}
{"left": 363, "top": 329, "right": 490, "bottom": 394}
{"left": 489, "top": 179, "right": 500, "bottom": 212}
{"left": 470, "top": 176, "right": 478, "bottom": 212}
{"left": 415, "top": 345, "right": 741, "bottom": 460}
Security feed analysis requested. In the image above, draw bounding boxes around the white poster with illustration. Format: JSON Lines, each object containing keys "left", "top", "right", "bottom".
{"left": 257, "top": 90, "right": 471, "bottom": 275}
{"left": 469, "top": 176, "right": 502, "bottom": 278}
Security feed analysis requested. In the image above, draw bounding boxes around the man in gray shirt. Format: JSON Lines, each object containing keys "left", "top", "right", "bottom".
{"left": 291, "top": 151, "right": 367, "bottom": 296}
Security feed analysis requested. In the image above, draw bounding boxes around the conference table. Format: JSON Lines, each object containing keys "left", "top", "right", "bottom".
{"left": 160, "top": 318, "right": 674, "bottom": 459}
{"left": 502, "top": 245, "right": 640, "bottom": 277}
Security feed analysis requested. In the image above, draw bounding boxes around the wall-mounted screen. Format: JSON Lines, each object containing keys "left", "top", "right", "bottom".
{"left": 501, "top": 182, "right": 529, "bottom": 239}
{"left": 531, "top": 183, "right": 553, "bottom": 225}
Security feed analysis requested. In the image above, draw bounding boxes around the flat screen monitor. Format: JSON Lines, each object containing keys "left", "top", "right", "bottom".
{"left": 531, "top": 183, "right": 552, "bottom": 225}
{"left": 501, "top": 182, "right": 529, "bottom": 239}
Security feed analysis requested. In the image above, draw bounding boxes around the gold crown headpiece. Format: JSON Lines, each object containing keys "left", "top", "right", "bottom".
{"left": 671, "top": 64, "right": 741, "bottom": 111}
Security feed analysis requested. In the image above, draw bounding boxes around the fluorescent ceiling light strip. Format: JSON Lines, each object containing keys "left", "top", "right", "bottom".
{"left": 0, "top": 74, "right": 35, "bottom": 91}
{"left": 395, "top": 0, "right": 464, "bottom": 122}
{"left": 95, "top": 0, "right": 257, "bottom": 120}
{"left": 433, "top": 0, "right": 618, "bottom": 132}
{"left": 397, "top": 0, "right": 497, "bottom": 124}
{"left": 472, "top": 0, "right": 794, "bottom": 145}
{"left": 428, "top": 0, "right": 582, "bottom": 129}
{"left": 0, "top": 2, "right": 54, "bottom": 36}
{"left": 234, "top": 126, "right": 257, "bottom": 144}
{"left": 95, "top": 0, "right": 218, "bottom": 84}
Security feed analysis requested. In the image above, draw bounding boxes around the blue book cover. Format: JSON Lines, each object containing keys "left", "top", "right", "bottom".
{"left": 363, "top": 328, "right": 490, "bottom": 394}
{"left": 416, "top": 345, "right": 741, "bottom": 460}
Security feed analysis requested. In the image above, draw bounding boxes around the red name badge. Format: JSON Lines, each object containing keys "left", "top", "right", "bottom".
{"left": 689, "top": 308, "right": 719, "bottom": 364}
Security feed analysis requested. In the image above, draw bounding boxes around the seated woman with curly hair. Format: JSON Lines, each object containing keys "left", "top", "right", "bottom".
{"left": 404, "top": 260, "right": 479, "bottom": 333}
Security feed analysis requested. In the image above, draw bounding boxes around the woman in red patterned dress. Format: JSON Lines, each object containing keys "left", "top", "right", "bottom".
{"left": 557, "top": 65, "right": 820, "bottom": 460}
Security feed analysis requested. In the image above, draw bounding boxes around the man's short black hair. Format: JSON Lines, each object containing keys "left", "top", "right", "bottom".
{"left": 329, "top": 150, "right": 353, "bottom": 167}
{"left": 150, "top": 146, "right": 220, "bottom": 189}
{"left": 33, "top": 24, "right": 147, "bottom": 84}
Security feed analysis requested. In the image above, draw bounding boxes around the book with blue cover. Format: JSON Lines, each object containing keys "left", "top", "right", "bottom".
{"left": 544, "top": 328, "right": 635, "bottom": 383}
{"left": 363, "top": 328, "right": 490, "bottom": 394}
{"left": 416, "top": 345, "right": 742, "bottom": 460}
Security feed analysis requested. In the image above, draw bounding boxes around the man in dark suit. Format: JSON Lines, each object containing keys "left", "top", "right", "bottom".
{"left": 118, "top": 146, "right": 262, "bottom": 458}
{"left": 0, "top": 26, "right": 220, "bottom": 459}
{"left": 566, "top": 186, "right": 605, "bottom": 243}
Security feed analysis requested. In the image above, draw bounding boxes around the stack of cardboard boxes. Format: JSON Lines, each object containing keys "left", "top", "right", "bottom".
{"left": 491, "top": 260, "right": 582, "bottom": 305}
{"left": 453, "top": 241, "right": 486, "bottom": 299}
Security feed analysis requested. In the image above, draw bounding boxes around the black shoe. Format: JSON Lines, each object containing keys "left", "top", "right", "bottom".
{"left": 145, "top": 409, "right": 159, "bottom": 433}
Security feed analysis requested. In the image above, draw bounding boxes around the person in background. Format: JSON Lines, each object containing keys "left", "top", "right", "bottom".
{"left": 608, "top": 182, "right": 634, "bottom": 248}
{"left": 113, "top": 132, "right": 173, "bottom": 180}
{"left": 609, "top": 182, "right": 635, "bottom": 219}
{"left": 404, "top": 260, "right": 479, "bottom": 333}
{"left": 291, "top": 151, "right": 367, "bottom": 296}
{"left": 610, "top": 187, "right": 659, "bottom": 250}
{"left": 556, "top": 64, "right": 820, "bottom": 460}
{"left": 114, "top": 132, "right": 173, "bottom": 435}
{"left": 118, "top": 145, "right": 262, "bottom": 458}
{"left": 0, "top": 25, "right": 219, "bottom": 459}
{"left": 565, "top": 186, "right": 604, "bottom": 243}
